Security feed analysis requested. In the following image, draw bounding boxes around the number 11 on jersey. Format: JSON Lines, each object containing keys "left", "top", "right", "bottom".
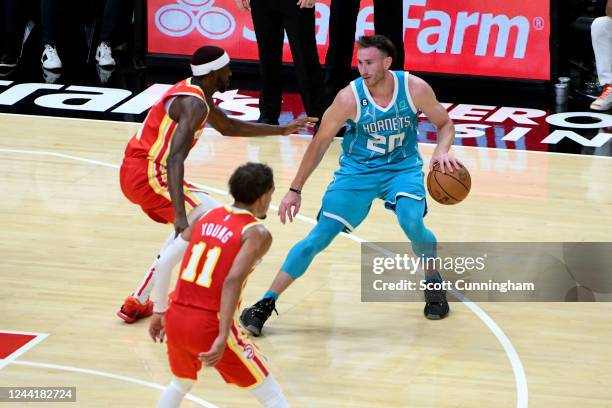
{"left": 180, "top": 243, "right": 222, "bottom": 288}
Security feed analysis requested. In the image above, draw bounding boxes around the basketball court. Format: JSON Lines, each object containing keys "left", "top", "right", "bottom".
{"left": 1, "top": 110, "right": 611, "bottom": 407}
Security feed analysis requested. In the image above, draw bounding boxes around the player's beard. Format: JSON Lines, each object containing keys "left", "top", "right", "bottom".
{"left": 368, "top": 71, "right": 385, "bottom": 87}
{"left": 256, "top": 214, "right": 267, "bottom": 220}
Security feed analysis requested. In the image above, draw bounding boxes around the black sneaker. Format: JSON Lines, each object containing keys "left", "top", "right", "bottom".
{"left": 424, "top": 288, "right": 449, "bottom": 320}
{"left": 240, "top": 298, "right": 277, "bottom": 337}
{"left": 256, "top": 116, "right": 279, "bottom": 126}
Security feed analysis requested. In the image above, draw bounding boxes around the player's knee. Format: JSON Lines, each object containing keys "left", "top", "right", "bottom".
{"left": 398, "top": 212, "right": 425, "bottom": 238}
{"left": 316, "top": 218, "right": 345, "bottom": 244}
{"left": 169, "top": 377, "right": 194, "bottom": 395}
{"left": 403, "top": 217, "right": 425, "bottom": 237}
{"left": 396, "top": 200, "right": 425, "bottom": 235}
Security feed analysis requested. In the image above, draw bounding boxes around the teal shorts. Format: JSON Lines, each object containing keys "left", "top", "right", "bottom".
{"left": 317, "top": 158, "right": 427, "bottom": 233}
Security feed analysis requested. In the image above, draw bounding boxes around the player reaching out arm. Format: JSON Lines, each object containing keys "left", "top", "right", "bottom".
{"left": 117, "top": 45, "right": 316, "bottom": 324}
{"left": 166, "top": 58, "right": 317, "bottom": 236}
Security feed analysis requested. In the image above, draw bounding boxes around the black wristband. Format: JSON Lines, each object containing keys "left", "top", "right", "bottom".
{"left": 289, "top": 187, "right": 301, "bottom": 195}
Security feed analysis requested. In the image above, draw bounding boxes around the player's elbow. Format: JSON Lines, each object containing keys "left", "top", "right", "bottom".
{"left": 222, "top": 274, "right": 244, "bottom": 293}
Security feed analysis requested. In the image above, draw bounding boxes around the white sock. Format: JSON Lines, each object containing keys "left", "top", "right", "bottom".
{"left": 134, "top": 194, "right": 219, "bottom": 305}
{"left": 133, "top": 231, "right": 175, "bottom": 304}
{"left": 250, "top": 375, "right": 290, "bottom": 408}
{"left": 591, "top": 16, "right": 612, "bottom": 85}
{"left": 157, "top": 377, "right": 194, "bottom": 408}
{"left": 151, "top": 235, "right": 189, "bottom": 313}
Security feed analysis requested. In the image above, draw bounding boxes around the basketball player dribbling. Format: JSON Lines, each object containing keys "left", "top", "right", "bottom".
{"left": 241, "top": 35, "right": 462, "bottom": 336}
{"left": 118, "top": 45, "right": 317, "bottom": 323}
{"left": 149, "top": 163, "right": 290, "bottom": 408}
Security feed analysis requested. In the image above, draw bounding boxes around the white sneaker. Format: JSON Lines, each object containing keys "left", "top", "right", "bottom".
{"left": 96, "top": 64, "right": 114, "bottom": 84}
{"left": 41, "top": 67, "right": 62, "bottom": 84}
{"left": 95, "top": 42, "right": 115, "bottom": 67}
{"left": 41, "top": 44, "right": 62, "bottom": 70}
{"left": 590, "top": 84, "right": 612, "bottom": 111}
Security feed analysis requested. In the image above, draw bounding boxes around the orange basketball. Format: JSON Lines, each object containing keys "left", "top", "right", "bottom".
{"left": 427, "top": 163, "right": 471, "bottom": 205}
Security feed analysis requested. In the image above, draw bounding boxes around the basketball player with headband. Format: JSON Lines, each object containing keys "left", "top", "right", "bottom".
{"left": 118, "top": 45, "right": 317, "bottom": 323}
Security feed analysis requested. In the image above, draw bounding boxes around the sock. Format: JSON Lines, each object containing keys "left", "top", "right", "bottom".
{"left": 152, "top": 236, "right": 190, "bottom": 313}
{"left": 250, "top": 375, "right": 289, "bottom": 408}
{"left": 133, "top": 231, "right": 175, "bottom": 304}
{"left": 262, "top": 291, "right": 278, "bottom": 301}
{"left": 132, "top": 196, "right": 219, "bottom": 305}
{"left": 157, "top": 377, "right": 194, "bottom": 408}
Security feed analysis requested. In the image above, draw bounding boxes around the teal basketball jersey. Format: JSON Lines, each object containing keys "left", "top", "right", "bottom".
{"left": 341, "top": 71, "right": 421, "bottom": 170}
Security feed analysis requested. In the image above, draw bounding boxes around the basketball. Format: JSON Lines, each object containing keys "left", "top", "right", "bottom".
{"left": 427, "top": 162, "right": 471, "bottom": 205}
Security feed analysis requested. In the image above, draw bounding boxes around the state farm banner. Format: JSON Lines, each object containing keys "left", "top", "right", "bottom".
{"left": 147, "top": 0, "right": 550, "bottom": 80}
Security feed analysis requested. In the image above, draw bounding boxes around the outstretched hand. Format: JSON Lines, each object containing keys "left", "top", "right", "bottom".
{"left": 283, "top": 117, "right": 318, "bottom": 135}
{"left": 278, "top": 190, "right": 302, "bottom": 224}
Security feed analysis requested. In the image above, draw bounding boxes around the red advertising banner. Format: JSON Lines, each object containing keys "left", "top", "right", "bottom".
{"left": 147, "top": 0, "right": 550, "bottom": 80}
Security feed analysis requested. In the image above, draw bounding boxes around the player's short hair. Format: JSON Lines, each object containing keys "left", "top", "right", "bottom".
{"left": 357, "top": 35, "right": 397, "bottom": 62}
{"left": 229, "top": 162, "right": 274, "bottom": 204}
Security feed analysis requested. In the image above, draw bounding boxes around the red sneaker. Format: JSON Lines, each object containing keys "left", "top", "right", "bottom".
{"left": 591, "top": 84, "right": 612, "bottom": 111}
{"left": 117, "top": 295, "right": 154, "bottom": 323}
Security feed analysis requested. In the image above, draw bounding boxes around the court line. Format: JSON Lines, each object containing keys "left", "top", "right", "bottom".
{"left": 0, "top": 148, "right": 121, "bottom": 169}
{"left": 9, "top": 360, "right": 218, "bottom": 408}
{"left": 0, "top": 331, "right": 49, "bottom": 370}
{"left": 0, "top": 147, "right": 529, "bottom": 408}
{"left": 0, "top": 332, "right": 216, "bottom": 407}
{"left": 1, "top": 111, "right": 609, "bottom": 160}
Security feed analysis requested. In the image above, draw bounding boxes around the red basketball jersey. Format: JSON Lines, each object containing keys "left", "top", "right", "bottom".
{"left": 172, "top": 206, "right": 260, "bottom": 312}
{"left": 123, "top": 78, "right": 209, "bottom": 177}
